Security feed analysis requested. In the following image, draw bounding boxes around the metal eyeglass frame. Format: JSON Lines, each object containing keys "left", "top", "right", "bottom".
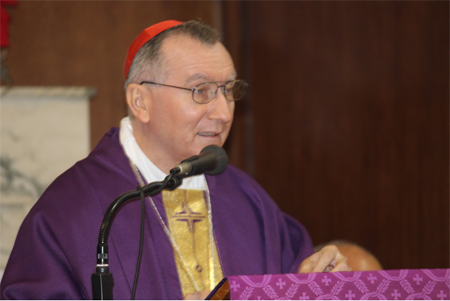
{"left": 139, "top": 79, "right": 248, "bottom": 104}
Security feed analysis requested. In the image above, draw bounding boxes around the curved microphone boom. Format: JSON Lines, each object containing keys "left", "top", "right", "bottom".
{"left": 171, "top": 145, "right": 228, "bottom": 178}
{"left": 92, "top": 145, "right": 227, "bottom": 299}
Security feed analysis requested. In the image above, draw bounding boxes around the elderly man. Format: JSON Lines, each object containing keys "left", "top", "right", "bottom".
{"left": 1, "top": 20, "right": 348, "bottom": 299}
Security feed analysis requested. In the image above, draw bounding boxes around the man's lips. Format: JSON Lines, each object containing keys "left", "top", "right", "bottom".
{"left": 197, "top": 132, "right": 220, "bottom": 137}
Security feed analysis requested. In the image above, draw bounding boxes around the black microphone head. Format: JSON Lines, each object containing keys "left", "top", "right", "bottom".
{"left": 200, "top": 145, "right": 228, "bottom": 175}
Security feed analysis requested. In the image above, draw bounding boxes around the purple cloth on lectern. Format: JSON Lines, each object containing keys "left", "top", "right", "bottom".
{"left": 227, "top": 269, "right": 450, "bottom": 300}
{"left": 0, "top": 128, "right": 314, "bottom": 300}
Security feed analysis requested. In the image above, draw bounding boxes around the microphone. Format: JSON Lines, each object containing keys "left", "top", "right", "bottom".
{"left": 171, "top": 145, "right": 228, "bottom": 178}
{"left": 93, "top": 145, "right": 227, "bottom": 299}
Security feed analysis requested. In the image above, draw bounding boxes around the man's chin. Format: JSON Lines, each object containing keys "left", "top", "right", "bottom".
{"left": 195, "top": 137, "right": 225, "bottom": 149}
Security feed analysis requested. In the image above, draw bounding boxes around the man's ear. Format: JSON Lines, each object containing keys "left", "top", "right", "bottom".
{"left": 126, "top": 83, "right": 151, "bottom": 123}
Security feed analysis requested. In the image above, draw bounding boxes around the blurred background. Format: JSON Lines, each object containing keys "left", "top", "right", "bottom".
{"left": 0, "top": 1, "right": 448, "bottom": 272}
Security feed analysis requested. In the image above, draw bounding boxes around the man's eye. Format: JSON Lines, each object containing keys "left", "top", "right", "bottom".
{"left": 224, "top": 87, "right": 233, "bottom": 94}
{"left": 194, "top": 84, "right": 213, "bottom": 94}
{"left": 224, "top": 83, "right": 236, "bottom": 94}
{"left": 194, "top": 87, "right": 207, "bottom": 94}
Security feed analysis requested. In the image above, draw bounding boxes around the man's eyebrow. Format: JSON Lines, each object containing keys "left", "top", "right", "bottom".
{"left": 186, "top": 73, "right": 208, "bottom": 84}
{"left": 186, "top": 72, "right": 238, "bottom": 84}
{"left": 228, "top": 72, "right": 237, "bottom": 80}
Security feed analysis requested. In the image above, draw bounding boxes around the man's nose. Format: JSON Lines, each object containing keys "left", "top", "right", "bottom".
{"left": 207, "top": 88, "right": 234, "bottom": 123}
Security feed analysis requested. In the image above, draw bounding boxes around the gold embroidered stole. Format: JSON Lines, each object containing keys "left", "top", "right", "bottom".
{"left": 162, "top": 189, "right": 223, "bottom": 296}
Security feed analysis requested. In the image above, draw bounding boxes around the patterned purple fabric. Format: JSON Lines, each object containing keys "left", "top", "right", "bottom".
{"left": 227, "top": 269, "right": 449, "bottom": 300}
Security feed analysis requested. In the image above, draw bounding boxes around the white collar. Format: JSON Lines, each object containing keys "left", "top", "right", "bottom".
{"left": 119, "top": 117, "right": 205, "bottom": 190}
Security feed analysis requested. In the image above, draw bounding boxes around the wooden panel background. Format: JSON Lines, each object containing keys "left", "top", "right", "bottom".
{"left": 3, "top": 1, "right": 221, "bottom": 147}
{"left": 2, "top": 1, "right": 448, "bottom": 271}
{"left": 224, "top": 1, "right": 449, "bottom": 270}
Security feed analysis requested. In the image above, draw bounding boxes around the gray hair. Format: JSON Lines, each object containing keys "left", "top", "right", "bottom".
{"left": 124, "top": 20, "right": 221, "bottom": 91}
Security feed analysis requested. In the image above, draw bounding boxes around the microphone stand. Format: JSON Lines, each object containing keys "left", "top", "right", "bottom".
{"left": 92, "top": 174, "right": 182, "bottom": 300}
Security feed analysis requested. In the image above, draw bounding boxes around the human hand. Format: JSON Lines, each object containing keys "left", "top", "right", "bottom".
{"left": 298, "top": 245, "right": 350, "bottom": 273}
{"left": 183, "top": 290, "right": 211, "bottom": 300}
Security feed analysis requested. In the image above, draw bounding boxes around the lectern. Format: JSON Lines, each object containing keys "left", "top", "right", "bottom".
{"left": 207, "top": 269, "right": 449, "bottom": 300}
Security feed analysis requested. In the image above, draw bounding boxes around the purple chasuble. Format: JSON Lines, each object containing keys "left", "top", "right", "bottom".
{"left": 1, "top": 128, "right": 313, "bottom": 299}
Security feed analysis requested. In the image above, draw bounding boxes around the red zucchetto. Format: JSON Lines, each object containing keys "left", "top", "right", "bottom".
{"left": 124, "top": 20, "right": 182, "bottom": 79}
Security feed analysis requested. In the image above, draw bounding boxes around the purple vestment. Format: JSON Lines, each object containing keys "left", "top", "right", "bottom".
{"left": 1, "top": 128, "right": 313, "bottom": 299}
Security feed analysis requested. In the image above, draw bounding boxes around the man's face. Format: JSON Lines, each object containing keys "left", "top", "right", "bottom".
{"left": 140, "top": 34, "right": 236, "bottom": 170}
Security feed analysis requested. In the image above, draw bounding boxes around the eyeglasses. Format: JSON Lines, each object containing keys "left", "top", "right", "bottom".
{"left": 139, "top": 79, "right": 249, "bottom": 104}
